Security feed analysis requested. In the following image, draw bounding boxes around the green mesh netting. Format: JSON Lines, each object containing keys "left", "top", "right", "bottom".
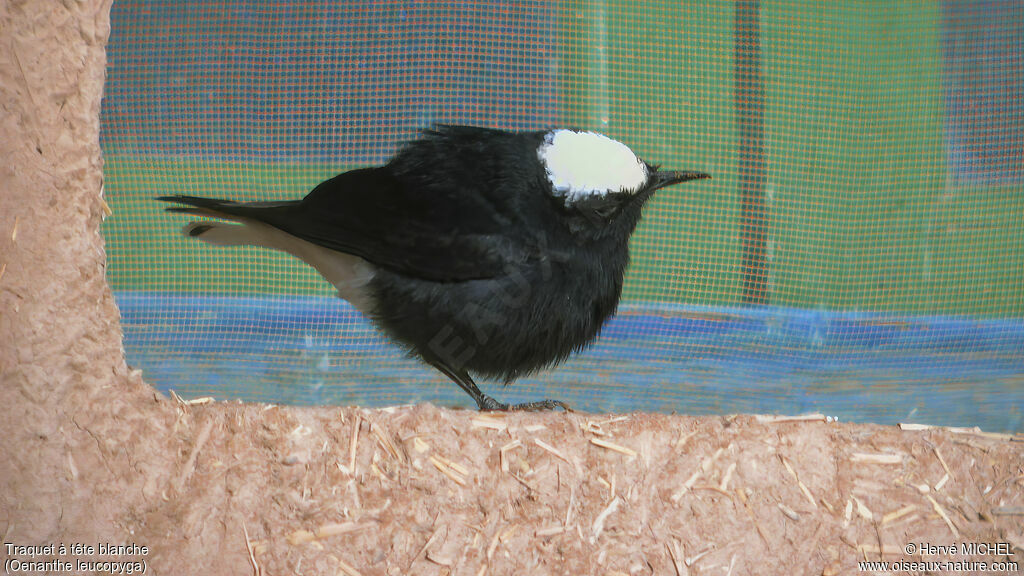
{"left": 100, "top": 0, "right": 1024, "bottom": 431}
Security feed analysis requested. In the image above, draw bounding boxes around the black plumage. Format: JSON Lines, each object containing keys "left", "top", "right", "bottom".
{"left": 159, "top": 125, "right": 709, "bottom": 410}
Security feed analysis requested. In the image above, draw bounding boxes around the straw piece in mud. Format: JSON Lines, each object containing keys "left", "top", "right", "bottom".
{"left": 184, "top": 396, "right": 215, "bottom": 405}
{"left": 686, "top": 546, "right": 715, "bottom": 566}
{"left": 534, "top": 438, "right": 573, "bottom": 469}
{"left": 932, "top": 445, "right": 952, "bottom": 478}
{"left": 347, "top": 415, "right": 360, "bottom": 474}
{"left": 412, "top": 436, "right": 430, "bottom": 454}
{"left": 755, "top": 413, "right": 825, "bottom": 424}
{"left": 671, "top": 446, "right": 726, "bottom": 502}
{"left": 430, "top": 454, "right": 468, "bottom": 486}
{"left": 597, "top": 475, "right": 616, "bottom": 501}
{"left": 781, "top": 456, "right": 816, "bottom": 508}
{"left": 407, "top": 526, "right": 442, "bottom": 573}
{"left": 372, "top": 422, "right": 403, "bottom": 462}
{"left": 777, "top": 502, "right": 800, "bottom": 521}
{"left": 471, "top": 415, "right": 507, "bottom": 431}
{"left": 927, "top": 494, "right": 960, "bottom": 538}
{"left": 901, "top": 422, "right": 1020, "bottom": 442}
{"left": 719, "top": 461, "right": 737, "bottom": 492}
{"left": 426, "top": 550, "right": 453, "bottom": 567}
{"left": 242, "top": 521, "right": 262, "bottom": 576}
{"left": 590, "top": 437, "right": 637, "bottom": 458}
{"left": 565, "top": 485, "right": 576, "bottom": 527}
{"left": 850, "top": 453, "right": 902, "bottom": 465}
{"left": 486, "top": 529, "right": 501, "bottom": 560}
{"left": 738, "top": 490, "right": 770, "bottom": 545}
{"left": 666, "top": 540, "right": 686, "bottom": 576}
{"left": 851, "top": 495, "right": 873, "bottom": 521}
{"left": 287, "top": 530, "right": 316, "bottom": 546}
{"left": 535, "top": 525, "right": 565, "bottom": 537}
{"left": 287, "top": 523, "right": 371, "bottom": 546}
{"left": 315, "top": 522, "right": 369, "bottom": 538}
{"left": 499, "top": 439, "right": 522, "bottom": 474}
{"left": 590, "top": 496, "right": 621, "bottom": 543}
{"left": 857, "top": 544, "right": 902, "bottom": 556}
{"left": 674, "top": 429, "right": 698, "bottom": 450}
{"left": 881, "top": 505, "right": 916, "bottom": 525}
{"left": 174, "top": 419, "right": 215, "bottom": 492}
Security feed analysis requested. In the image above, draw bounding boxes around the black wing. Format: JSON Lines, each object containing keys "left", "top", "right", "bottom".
{"left": 162, "top": 126, "right": 552, "bottom": 282}
{"left": 267, "top": 166, "right": 533, "bottom": 282}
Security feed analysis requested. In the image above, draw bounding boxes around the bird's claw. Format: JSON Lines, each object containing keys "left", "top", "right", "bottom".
{"left": 510, "top": 399, "right": 572, "bottom": 412}
{"left": 476, "top": 395, "right": 571, "bottom": 412}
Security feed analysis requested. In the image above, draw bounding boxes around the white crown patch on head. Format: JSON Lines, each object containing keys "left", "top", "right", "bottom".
{"left": 537, "top": 129, "right": 648, "bottom": 202}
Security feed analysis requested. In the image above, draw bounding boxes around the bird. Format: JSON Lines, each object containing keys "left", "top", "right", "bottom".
{"left": 158, "top": 125, "right": 710, "bottom": 411}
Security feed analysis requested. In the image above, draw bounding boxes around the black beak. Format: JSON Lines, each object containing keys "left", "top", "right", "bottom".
{"left": 650, "top": 170, "right": 711, "bottom": 191}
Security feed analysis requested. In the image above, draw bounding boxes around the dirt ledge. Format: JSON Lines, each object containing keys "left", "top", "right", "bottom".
{"left": 1, "top": 2, "right": 1021, "bottom": 575}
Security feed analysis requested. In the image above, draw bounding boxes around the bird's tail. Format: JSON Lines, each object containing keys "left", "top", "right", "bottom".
{"left": 156, "top": 195, "right": 298, "bottom": 248}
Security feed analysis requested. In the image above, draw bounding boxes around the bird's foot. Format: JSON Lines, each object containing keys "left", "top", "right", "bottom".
{"left": 476, "top": 394, "right": 571, "bottom": 412}
{"left": 509, "top": 399, "right": 572, "bottom": 412}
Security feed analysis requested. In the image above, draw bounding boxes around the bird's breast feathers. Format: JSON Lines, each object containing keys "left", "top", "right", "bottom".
{"left": 536, "top": 129, "right": 649, "bottom": 203}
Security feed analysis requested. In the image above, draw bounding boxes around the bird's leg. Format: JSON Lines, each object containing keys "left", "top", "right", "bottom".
{"left": 430, "top": 363, "right": 570, "bottom": 412}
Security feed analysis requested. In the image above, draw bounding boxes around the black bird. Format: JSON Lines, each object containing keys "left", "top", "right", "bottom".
{"left": 158, "top": 125, "right": 710, "bottom": 410}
